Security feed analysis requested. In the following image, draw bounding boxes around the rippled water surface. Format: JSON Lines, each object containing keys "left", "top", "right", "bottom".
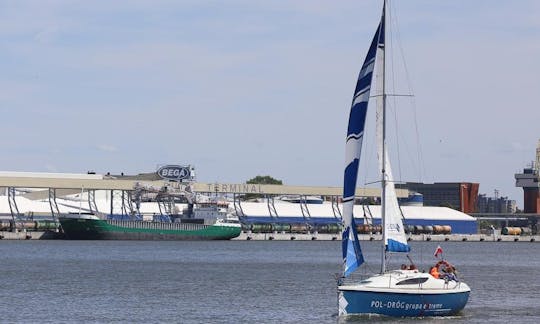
{"left": 0, "top": 240, "right": 538, "bottom": 323}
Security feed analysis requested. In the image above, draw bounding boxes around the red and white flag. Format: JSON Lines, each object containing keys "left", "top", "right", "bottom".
{"left": 434, "top": 245, "right": 443, "bottom": 258}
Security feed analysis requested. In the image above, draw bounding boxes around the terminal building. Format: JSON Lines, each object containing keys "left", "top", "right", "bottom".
{"left": 0, "top": 166, "right": 478, "bottom": 235}
{"left": 396, "top": 182, "right": 479, "bottom": 213}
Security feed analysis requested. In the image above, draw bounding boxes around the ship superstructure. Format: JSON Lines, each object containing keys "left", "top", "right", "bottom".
{"left": 515, "top": 140, "right": 540, "bottom": 213}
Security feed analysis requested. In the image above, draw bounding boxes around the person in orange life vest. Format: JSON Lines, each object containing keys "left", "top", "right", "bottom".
{"left": 429, "top": 266, "right": 440, "bottom": 279}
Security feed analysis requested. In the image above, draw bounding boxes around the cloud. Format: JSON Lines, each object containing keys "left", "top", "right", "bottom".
{"left": 0, "top": 0, "right": 538, "bottom": 208}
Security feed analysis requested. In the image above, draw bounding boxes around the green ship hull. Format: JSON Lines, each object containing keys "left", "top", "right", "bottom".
{"left": 59, "top": 218, "right": 241, "bottom": 240}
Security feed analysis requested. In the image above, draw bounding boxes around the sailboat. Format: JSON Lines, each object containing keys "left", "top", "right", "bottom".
{"left": 337, "top": 1, "right": 470, "bottom": 317}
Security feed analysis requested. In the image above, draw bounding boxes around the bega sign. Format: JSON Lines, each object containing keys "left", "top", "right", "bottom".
{"left": 156, "top": 165, "right": 192, "bottom": 181}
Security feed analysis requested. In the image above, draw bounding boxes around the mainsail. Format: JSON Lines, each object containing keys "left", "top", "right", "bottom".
{"left": 342, "top": 12, "right": 385, "bottom": 277}
{"left": 373, "top": 4, "right": 410, "bottom": 254}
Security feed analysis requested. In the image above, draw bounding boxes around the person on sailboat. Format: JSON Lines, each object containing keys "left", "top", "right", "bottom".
{"left": 441, "top": 266, "right": 458, "bottom": 282}
{"left": 429, "top": 266, "right": 440, "bottom": 279}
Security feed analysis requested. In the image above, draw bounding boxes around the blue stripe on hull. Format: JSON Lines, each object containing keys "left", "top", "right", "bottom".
{"left": 340, "top": 290, "right": 470, "bottom": 317}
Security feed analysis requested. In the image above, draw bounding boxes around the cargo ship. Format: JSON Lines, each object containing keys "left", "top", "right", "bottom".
{"left": 59, "top": 202, "right": 242, "bottom": 240}
{"left": 59, "top": 215, "right": 240, "bottom": 240}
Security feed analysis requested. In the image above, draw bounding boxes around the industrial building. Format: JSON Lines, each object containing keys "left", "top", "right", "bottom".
{"left": 396, "top": 182, "right": 479, "bottom": 213}
{"left": 515, "top": 140, "right": 540, "bottom": 213}
{"left": 239, "top": 201, "right": 477, "bottom": 234}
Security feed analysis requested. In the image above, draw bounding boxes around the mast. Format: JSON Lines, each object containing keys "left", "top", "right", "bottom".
{"left": 380, "top": 0, "right": 387, "bottom": 274}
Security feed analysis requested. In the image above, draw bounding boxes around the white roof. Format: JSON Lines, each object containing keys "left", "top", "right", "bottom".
{"left": 0, "top": 171, "right": 103, "bottom": 179}
{"left": 0, "top": 195, "right": 475, "bottom": 222}
{"left": 240, "top": 202, "right": 475, "bottom": 221}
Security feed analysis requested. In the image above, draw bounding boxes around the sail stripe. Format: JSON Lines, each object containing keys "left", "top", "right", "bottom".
{"left": 352, "top": 90, "right": 371, "bottom": 108}
{"left": 343, "top": 160, "right": 360, "bottom": 199}
{"left": 347, "top": 133, "right": 363, "bottom": 141}
{"left": 354, "top": 72, "right": 375, "bottom": 96}
{"left": 346, "top": 102, "right": 369, "bottom": 136}
{"left": 386, "top": 238, "right": 411, "bottom": 253}
{"left": 342, "top": 15, "right": 384, "bottom": 277}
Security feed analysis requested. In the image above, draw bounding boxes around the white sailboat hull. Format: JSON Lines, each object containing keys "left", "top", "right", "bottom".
{"left": 338, "top": 270, "right": 470, "bottom": 317}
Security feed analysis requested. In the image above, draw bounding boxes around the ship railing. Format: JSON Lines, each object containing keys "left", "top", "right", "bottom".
{"left": 107, "top": 219, "right": 207, "bottom": 231}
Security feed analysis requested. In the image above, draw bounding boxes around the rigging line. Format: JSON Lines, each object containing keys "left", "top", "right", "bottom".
{"left": 391, "top": 0, "right": 426, "bottom": 182}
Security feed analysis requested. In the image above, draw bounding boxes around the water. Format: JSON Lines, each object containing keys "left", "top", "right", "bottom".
{"left": 0, "top": 240, "right": 538, "bottom": 323}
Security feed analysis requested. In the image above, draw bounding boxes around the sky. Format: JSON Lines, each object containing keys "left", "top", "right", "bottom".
{"left": 1, "top": 0, "right": 539, "bottom": 208}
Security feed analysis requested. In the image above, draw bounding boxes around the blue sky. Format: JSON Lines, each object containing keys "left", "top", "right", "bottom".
{"left": 1, "top": 1, "right": 539, "bottom": 207}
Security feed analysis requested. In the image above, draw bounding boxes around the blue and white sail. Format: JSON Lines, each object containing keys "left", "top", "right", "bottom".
{"left": 342, "top": 13, "right": 385, "bottom": 277}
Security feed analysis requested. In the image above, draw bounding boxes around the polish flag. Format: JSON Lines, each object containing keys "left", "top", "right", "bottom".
{"left": 434, "top": 245, "right": 443, "bottom": 258}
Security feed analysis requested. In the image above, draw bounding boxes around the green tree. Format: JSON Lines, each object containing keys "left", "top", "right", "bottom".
{"left": 243, "top": 175, "right": 283, "bottom": 200}
{"left": 247, "top": 175, "right": 283, "bottom": 185}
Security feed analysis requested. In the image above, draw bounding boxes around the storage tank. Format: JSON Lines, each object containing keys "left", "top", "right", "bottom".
{"left": 326, "top": 224, "right": 341, "bottom": 234}
{"left": 405, "top": 225, "right": 415, "bottom": 234}
{"left": 431, "top": 225, "right": 451, "bottom": 234}
{"left": 35, "top": 220, "right": 59, "bottom": 231}
{"left": 272, "top": 223, "right": 291, "bottom": 232}
{"left": 290, "top": 224, "right": 309, "bottom": 234}
{"left": 13, "top": 221, "right": 36, "bottom": 230}
{"left": 251, "top": 223, "right": 273, "bottom": 233}
{"left": 0, "top": 221, "right": 11, "bottom": 231}
{"left": 313, "top": 224, "right": 341, "bottom": 234}
{"left": 356, "top": 224, "right": 371, "bottom": 234}
{"left": 502, "top": 227, "right": 522, "bottom": 235}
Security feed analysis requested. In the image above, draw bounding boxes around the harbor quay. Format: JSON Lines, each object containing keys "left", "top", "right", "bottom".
{"left": 0, "top": 167, "right": 539, "bottom": 242}
{"left": 234, "top": 232, "right": 540, "bottom": 242}
{"left": 1, "top": 230, "right": 539, "bottom": 242}
{"left": 0, "top": 230, "right": 63, "bottom": 240}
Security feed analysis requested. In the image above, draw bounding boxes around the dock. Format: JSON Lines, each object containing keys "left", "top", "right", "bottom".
{"left": 0, "top": 231, "right": 63, "bottom": 240}
{"left": 234, "top": 232, "right": 540, "bottom": 242}
{"left": 0, "top": 230, "right": 537, "bottom": 242}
